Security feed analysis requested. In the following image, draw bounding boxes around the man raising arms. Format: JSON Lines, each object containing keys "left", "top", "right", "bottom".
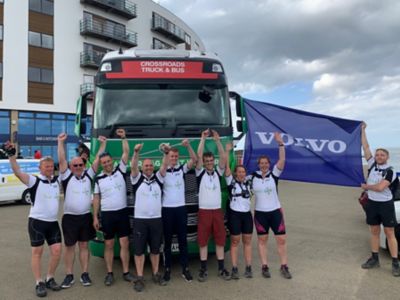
{"left": 93, "top": 129, "right": 134, "bottom": 285}
{"left": 57, "top": 133, "right": 106, "bottom": 288}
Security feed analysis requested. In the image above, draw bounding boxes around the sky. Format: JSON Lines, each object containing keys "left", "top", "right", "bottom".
{"left": 157, "top": 0, "right": 400, "bottom": 148}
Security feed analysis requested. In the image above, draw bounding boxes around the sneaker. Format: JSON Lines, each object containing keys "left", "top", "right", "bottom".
{"left": 230, "top": 267, "right": 239, "bottom": 280}
{"left": 361, "top": 257, "right": 380, "bottom": 269}
{"left": 392, "top": 264, "right": 400, "bottom": 277}
{"left": 45, "top": 278, "right": 61, "bottom": 291}
{"left": 123, "top": 272, "right": 135, "bottom": 282}
{"left": 133, "top": 277, "right": 145, "bottom": 292}
{"left": 61, "top": 274, "right": 74, "bottom": 289}
{"left": 262, "top": 265, "right": 271, "bottom": 278}
{"left": 163, "top": 268, "right": 171, "bottom": 282}
{"left": 35, "top": 282, "right": 47, "bottom": 298}
{"left": 244, "top": 266, "right": 253, "bottom": 278}
{"left": 218, "top": 268, "right": 231, "bottom": 281}
{"left": 182, "top": 268, "right": 193, "bottom": 282}
{"left": 197, "top": 268, "right": 208, "bottom": 282}
{"left": 80, "top": 272, "right": 92, "bottom": 286}
{"left": 152, "top": 272, "right": 167, "bottom": 286}
{"left": 280, "top": 265, "right": 292, "bottom": 279}
{"left": 104, "top": 273, "right": 114, "bottom": 286}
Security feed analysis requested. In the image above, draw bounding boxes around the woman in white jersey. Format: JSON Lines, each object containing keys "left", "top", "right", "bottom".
{"left": 224, "top": 143, "right": 253, "bottom": 279}
{"left": 251, "top": 132, "right": 292, "bottom": 279}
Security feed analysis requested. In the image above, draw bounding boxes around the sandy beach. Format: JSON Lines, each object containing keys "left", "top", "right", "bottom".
{"left": 0, "top": 180, "right": 398, "bottom": 300}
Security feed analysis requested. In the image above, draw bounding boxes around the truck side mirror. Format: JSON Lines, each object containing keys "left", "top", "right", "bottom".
{"left": 74, "top": 92, "right": 92, "bottom": 137}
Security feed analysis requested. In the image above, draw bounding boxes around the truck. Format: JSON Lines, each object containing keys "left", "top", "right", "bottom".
{"left": 74, "top": 49, "right": 245, "bottom": 257}
{"left": 0, "top": 159, "right": 40, "bottom": 204}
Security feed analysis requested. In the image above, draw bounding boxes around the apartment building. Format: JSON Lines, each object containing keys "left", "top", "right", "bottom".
{"left": 0, "top": 0, "right": 205, "bottom": 159}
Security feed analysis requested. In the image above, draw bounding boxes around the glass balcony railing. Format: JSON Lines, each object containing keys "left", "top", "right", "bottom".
{"left": 80, "top": 49, "right": 106, "bottom": 69}
{"left": 80, "top": 83, "right": 95, "bottom": 95}
{"left": 80, "top": 18, "right": 138, "bottom": 47}
{"left": 80, "top": 0, "right": 137, "bottom": 19}
{"left": 152, "top": 12, "right": 186, "bottom": 43}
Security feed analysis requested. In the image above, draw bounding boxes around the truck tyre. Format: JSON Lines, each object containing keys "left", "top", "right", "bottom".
{"left": 21, "top": 189, "right": 32, "bottom": 205}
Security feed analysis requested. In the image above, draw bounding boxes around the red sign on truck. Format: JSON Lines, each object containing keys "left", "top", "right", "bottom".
{"left": 105, "top": 61, "right": 218, "bottom": 79}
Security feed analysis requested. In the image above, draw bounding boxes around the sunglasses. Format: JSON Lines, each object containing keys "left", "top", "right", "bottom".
{"left": 72, "top": 163, "right": 84, "bottom": 167}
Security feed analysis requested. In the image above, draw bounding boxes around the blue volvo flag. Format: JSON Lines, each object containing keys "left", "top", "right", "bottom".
{"left": 243, "top": 98, "right": 364, "bottom": 187}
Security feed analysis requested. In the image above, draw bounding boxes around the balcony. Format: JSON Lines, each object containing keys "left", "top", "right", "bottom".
{"left": 80, "top": 18, "right": 137, "bottom": 47}
{"left": 80, "top": 83, "right": 95, "bottom": 95}
{"left": 152, "top": 12, "right": 186, "bottom": 44}
{"left": 80, "top": 49, "right": 106, "bottom": 69}
{"left": 81, "top": 0, "right": 137, "bottom": 19}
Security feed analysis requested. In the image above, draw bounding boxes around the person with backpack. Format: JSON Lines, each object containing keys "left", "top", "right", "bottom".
{"left": 251, "top": 132, "right": 292, "bottom": 279}
{"left": 224, "top": 143, "right": 253, "bottom": 280}
{"left": 360, "top": 122, "right": 400, "bottom": 276}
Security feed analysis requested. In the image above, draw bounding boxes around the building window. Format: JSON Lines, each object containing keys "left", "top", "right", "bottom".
{"left": 152, "top": 38, "right": 174, "bottom": 50}
{"left": 0, "top": 25, "right": 3, "bottom": 41}
{"left": 28, "top": 31, "right": 53, "bottom": 49}
{"left": 0, "top": 110, "right": 10, "bottom": 135}
{"left": 0, "top": 62, "right": 3, "bottom": 79}
{"left": 29, "top": 0, "right": 53, "bottom": 16}
{"left": 28, "top": 67, "right": 53, "bottom": 84}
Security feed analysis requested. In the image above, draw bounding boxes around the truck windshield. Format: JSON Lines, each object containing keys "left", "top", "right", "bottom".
{"left": 93, "top": 84, "right": 230, "bottom": 129}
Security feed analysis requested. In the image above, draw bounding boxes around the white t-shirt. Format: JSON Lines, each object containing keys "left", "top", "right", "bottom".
{"left": 60, "top": 168, "right": 95, "bottom": 215}
{"left": 94, "top": 161, "right": 127, "bottom": 211}
{"left": 162, "top": 164, "right": 189, "bottom": 207}
{"left": 196, "top": 166, "right": 224, "bottom": 209}
{"left": 131, "top": 171, "right": 164, "bottom": 219}
{"left": 252, "top": 165, "right": 283, "bottom": 212}
{"left": 225, "top": 175, "right": 251, "bottom": 212}
{"left": 27, "top": 174, "right": 61, "bottom": 222}
{"left": 366, "top": 157, "right": 396, "bottom": 202}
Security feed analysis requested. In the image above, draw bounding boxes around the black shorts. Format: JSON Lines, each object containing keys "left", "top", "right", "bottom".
{"left": 62, "top": 213, "right": 96, "bottom": 246}
{"left": 228, "top": 210, "right": 253, "bottom": 235}
{"left": 28, "top": 218, "right": 62, "bottom": 247}
{"left": 366, "top": 199, "right": 396, "bottom": 227}
{"left": 101, "top": 208, "right": 130, "bottom": 240}
{"left": 254, "top": 209, "right": 286, "bottom": 236}
{"left": 132, "top": 218, "right": 163, "bottom": 256}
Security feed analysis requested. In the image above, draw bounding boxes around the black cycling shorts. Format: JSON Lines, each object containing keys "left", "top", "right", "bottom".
{"left": 62, "top": 213, "right": 96, "bottom": 246}
{"left": 28, "top": 218, "right": 62, "bottom": 247}
{"left": 366, "top": 199, "right": 396, "bottom": 227}
{"left": 228, "top": 210, "right": 253, "bottom": 235}
{"left": 254, "top": 209, "right": 286, "bottom": 236}
{"left": 132, "top": 218, "right": 163, "bottom": 256}
{"left": 101, "top": 208, "right": 130, "bottom": 240}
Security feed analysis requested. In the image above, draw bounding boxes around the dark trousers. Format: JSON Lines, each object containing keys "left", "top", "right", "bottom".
{"left": 162, "top": 205, "right": 188, "bottom": 270}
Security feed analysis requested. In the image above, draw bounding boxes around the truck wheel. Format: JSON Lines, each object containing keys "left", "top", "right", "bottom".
{"left": 21, "top": 189, "right": 32, "bottom": 205}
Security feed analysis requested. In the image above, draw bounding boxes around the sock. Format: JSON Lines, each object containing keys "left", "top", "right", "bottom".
{"left": 107, "top": 272, "right": 113, "bottom": 275}
{"left": 200, "top": 260, "right": 207, "bottom": 270}
{"left": 36, "top": 279, "right": 42, "bottom": 285}
{"left": 262, "top": 264, "right": 269, "bottom": 270}
{"left": 392, "top": 257, "right": 399, "bottom": 266}
{"left": 281, "top": 264, "right": 288, "bottom": 269}
{"left": 372, "top": 252, "right": 379, "bottom": 260}
{"left": 217, "top": 259, "right": 224, "bottom": 271}
{"left": 123, "top": 272, "right": 130, "bottom": 276}
{"left": 45, "top": 276, "right": 53, "bottom": 281}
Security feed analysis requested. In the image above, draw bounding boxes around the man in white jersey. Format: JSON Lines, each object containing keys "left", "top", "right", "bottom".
{"left": 161, "top": 139, "right": 197, "bottom": 283}
{"left": 5, "top": 142, "right": 62, "bottom": 298}
{"left": 57, "top": 133, "right": 106, "bottom": 288}
{"left": 130, "top": 143, "right": 168, "bottom": 292}
{"left": 196, "top": 129, "right": 230, "bottom": 282}
{"left": 360, "top": 122, "right": 399, "bottom": 276}
{"left": 93, "top": 128, "right": 134, "bottom": 286}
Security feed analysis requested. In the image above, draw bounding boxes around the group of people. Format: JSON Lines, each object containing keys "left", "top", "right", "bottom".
{"left": 4, "top": 122, "right": 398, "bottom": 298}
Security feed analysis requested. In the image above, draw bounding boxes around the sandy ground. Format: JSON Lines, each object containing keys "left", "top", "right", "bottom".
{"left": 0, "top": 180, "right": 399, "bottom": 300}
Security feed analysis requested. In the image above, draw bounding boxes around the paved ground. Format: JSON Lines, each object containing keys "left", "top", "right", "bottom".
{"left": 0, "top": 180, "right": 399, "bottom": 300}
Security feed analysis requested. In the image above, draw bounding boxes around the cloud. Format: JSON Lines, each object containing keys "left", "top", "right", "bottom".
{"left": 159, "top": 0, "right": 400, "bottom": 146}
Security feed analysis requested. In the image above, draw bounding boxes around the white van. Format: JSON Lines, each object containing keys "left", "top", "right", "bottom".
{"left": 0, "top": 159, "right": 40, "bottom": 204}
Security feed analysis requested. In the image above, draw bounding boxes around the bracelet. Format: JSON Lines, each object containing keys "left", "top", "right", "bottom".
{"left": 121, "top": 137, "right": 126, "bottom": 139}
{"left": 279, "top": 144, "right": 284, "bottom": 147}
